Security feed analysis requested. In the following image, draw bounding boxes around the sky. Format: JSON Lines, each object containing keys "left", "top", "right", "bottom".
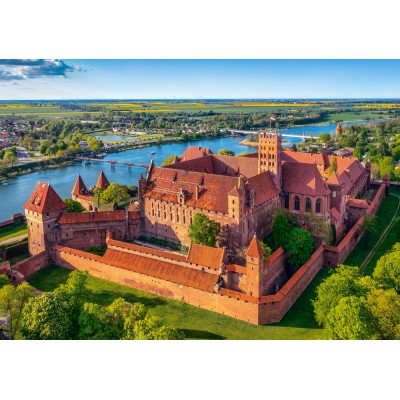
{"left": 1, "top": 59, "right": 400, "bottom": 100}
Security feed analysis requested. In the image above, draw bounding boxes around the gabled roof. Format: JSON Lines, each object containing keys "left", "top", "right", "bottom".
{"left": 186, "top": 243, "right": 225, "bottom": 269}
{"left": 282, "top": 163, "right": 330, "bottom": 196}
{"left": 24, "top": 182, "right": 67, "bottom": 213}
{"left": 96, "top": 170, "right": 110, "bottom": 190}
{"left": 347, "top": 198, "right": 370, "bottom": 209}
{"left": 246, "top": 236, "right": 265, "bottom": 259}
{"left": 72, "top": 174, "right": 89, "bottom": 196}
{"left": 247, "top": 171, "right": 279, "bottom": 206}
{"left": 58, "top": 210, "right": 140, "bottom": 224}
{"left": 179, "top": 146, "right": 213, "bottom": 162}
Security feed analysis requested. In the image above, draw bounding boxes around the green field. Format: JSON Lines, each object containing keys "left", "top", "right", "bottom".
{"left": 344, "top": 187, "right": 400, "bottom": 275}
{"left": 321, "top": 111, "right": 390, "bottom": 122}
{"left": 0, "top": 223, "right": 28, "bottom": 243}
{"left": 27, "top": 264, "right": 330, "bottom": 340}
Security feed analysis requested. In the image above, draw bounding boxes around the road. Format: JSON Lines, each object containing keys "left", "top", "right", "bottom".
{"left": 0, "top": 233, "right": 28, "bottom": 246}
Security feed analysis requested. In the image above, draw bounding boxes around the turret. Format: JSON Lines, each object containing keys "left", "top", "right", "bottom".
{"left": 336, "top": 123, "right": 343, "bottom": 135}
{"left": 245, "top": 234, "right": 265, "bottom": 298}
{"left": 96, "top": 170, "right": 110, "bottom": 190}
{"left": 23, "top": 182, "right": 68, "bottom": 255}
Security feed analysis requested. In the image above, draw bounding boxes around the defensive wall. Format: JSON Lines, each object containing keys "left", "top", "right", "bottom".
{"left": 0, "top": 182, "right": 388, "bottom": 325}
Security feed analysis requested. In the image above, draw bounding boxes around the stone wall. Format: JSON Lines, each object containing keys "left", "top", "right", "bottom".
{"left": 12, "top": 252, "right": 49, "bottom": 279}
{"left": 259, "top": 245, "right": 325, "bottom": 324}
{"left": 263, "top": 247, "right": 288, "bottom": 295}
{"left": 50, "top": 246, "right": 261, "bottom": 324}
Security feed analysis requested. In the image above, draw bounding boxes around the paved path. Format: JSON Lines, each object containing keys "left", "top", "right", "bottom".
{"left": 0, "top": 233, "right": 28, "bottom": 246}
{"left": 359, "top": 193, "right": 400, "bottom": 274}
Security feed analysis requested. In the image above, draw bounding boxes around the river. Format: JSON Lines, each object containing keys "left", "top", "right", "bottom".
{"left": 0, "top": 119, "right": 383, "bottom": 221}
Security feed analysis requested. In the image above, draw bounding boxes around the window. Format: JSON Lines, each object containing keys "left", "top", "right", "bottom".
{"left": 316, "top": 198, "right": 321, "bottom": 213}
{"left": 284, "top": 195, "right": 289, "bottom": 209}
{"left": 294, "top": 196, "right": 300, "bottom": 211}
{"left": 306, "top": 198, "right": 311, "bottom": 212}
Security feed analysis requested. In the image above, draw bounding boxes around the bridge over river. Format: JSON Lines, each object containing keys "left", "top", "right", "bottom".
{"left": 77, "top": 157, "right": 150, "bottom": 173}
{"left": 227, "top": 129, "right": 312, "bottom": 139}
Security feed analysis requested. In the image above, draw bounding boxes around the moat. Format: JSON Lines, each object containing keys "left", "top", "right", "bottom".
{"left": 0, "top": 119, "right": 382, "bottom": 220}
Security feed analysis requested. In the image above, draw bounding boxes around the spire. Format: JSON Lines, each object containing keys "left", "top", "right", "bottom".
{"left": 72, "top": 174, "right": 89, "bottom": 196}
{"left": 336, "top": 123, "right": 342, "bottom": 134}
{"left": 245, "top": 235, "right": 265, "bottom": 259}
{"left": 96, "top": 170, "right": 110, "bottom": 190}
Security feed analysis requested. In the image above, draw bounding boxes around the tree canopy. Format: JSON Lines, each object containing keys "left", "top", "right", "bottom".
{"left": 64, "top": 198, "right": 85, "bottom": 213}
{"left": 285, "top": 227, "right": 313, "bottom": 268}
{"left": 100, "top": 182, "right": 130, "bottom": 207}
{"left": 188, "top": 212, "right": 221, "bottom": 247}
{"left": 218, "top": 149, "right": 235, "bottom": 156}
{"left": 272, "top": 211, "right": 290, "bottom": 249}
{"left": 373, "top": 243, "right": 400, "bottom": 294}
{"left": 162, "top": 155, "right": 176, "bottom": 166}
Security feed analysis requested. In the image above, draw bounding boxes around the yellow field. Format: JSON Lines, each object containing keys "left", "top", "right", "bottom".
{"left": 354, "top": 104, "right": 400, "bottom": 109}
{"left": 235, "top": 102, "right": 319, "bottom": 107}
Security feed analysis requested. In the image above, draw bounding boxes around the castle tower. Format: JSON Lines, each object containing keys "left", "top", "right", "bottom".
{"left": 96, "top": 170, "right": 110, "bottom": 190}
{"left": 71, "top": 174, "right": 89, "bottom": 200}
{"left": 336, "top": 123, "right": 343, "bottom": 135}
{"left": 258, "top": 131, "right": 282, "bottom": 190}
{"left": 245, "top": 234, "right": 265, "bottom": 298}
{"left": 24, "top": 182, "right": 68, "bottom": 255}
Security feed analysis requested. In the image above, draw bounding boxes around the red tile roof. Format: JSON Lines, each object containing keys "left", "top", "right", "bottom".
{"left": 186, "top": 243, "right": 225, "bottom": 269}
{"left": 167, "top": 154, "right": 258, "bottom": 179}
{"left": 347, "top": 198, "right": 369, "bottom": 209}
{"left": 336, "top": 122, "right": 343, "bottom": 133}
{"left": 246, "top": 236, "right": 265, "bottom": 259}
{"left": 330, "top": 207, "right": 341, "bottom": 221}
{"left": 72, "top": 174, "right": 89, "bottom": 196}
{"left": 107, "top": 239, "right": 187, "bottom": 262}
{"left": 179, "top": 146, "right": 213, "bottom": 162}
{"left": 282, "top": 163, "right": 330, "bottom": 196}
{"left": 58, "top": 210, "right": 140, "bottom": 224}
{"left": 247, "top": 171, "right": 279, "bottom": 206}
{"left": 102, "top": 248, "right": 218, "bottom": 292}
{"left": 96, "top": 170, "right": 110, "bottom": 190}
{"left": 24, "top": 182, "right": 67, "bottom": 213}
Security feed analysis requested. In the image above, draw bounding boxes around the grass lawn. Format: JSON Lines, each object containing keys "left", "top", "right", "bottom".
{"left": 322, "top": 111, "right": 389, "bottom": 122}
{"left": 0, "top": 224, "right": 28, "bottom": 242}
{"left": 344, "top": 187, "right": 400, "bottom": 275}
{"left": 27, "top": 265, "right": 330, "bottom": 340}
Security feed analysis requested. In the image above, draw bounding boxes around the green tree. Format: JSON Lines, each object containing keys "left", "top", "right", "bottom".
{"left": 2, "top": 150, "right": 17, "bottom": 167}
{"left": 318, "top": 133, "right": 331, "bottom": 144}
{"left": 0, "top": 275, "right": 9, "bottom": 289}
{"left": 313, "top": 265, "right": 376, "bottom": 326}
{"left": 353, "top": 146, "right": 364, "bottom": 160}
{"left": 365, "top": 289, "right": 400, "bottom": 340}
{"left": 218, "top": 149, "right": 235, "bottom": 156}
{"left": 162, "top": 155, "right": 176, "bottom": 166}
{"left": 132, "top": 314, "right": 184, "bottom": 340}
{"left": 22, "top": 135, "right": 35, "bottom": 150}
{"left": 188, "top": 212, "right": 221, "bottom": 247}
{"left": 64, "top": 198, "right": 85, "bottom": 213}
{"left": 378, "top": 156, "right": 395, "bottom": 179}
{"left": 93, "top": 187, "right": 103, "bottom": 207}
{"left": 101, "top": 182, "right": 130, "bottom": 208}
{"left": 285, "top": 227, "right": 313, "bottom": 268}
{"left": 20, "top": 292, "right": 73, "bottom": 340}
{"left": 272, "top": 212, "right": 290, "bottom": 249}
{"left": 360, "top": 215, "right": 377, "bottom": 248}
{"left": 373, "top": 244, "right": 400, "bottom": 294}
{"left": 0, "top": 283, "right": 35, "bottom": 339}
{"left": 327, "top": 157, "right": 337, "bottom": 177}
{"left": 325, "top": 296, "right": 378, "bottom": 340}
{"left": 260, "top": 242, "right": 271, "bottom": 260}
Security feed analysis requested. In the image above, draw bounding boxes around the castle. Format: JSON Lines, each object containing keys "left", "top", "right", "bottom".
{"left": 21, "top": 131, "right": 379, "bottom": 325}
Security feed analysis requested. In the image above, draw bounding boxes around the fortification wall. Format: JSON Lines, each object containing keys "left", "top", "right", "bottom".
{"left": 12, "top": 252, "right": 49, "bottom": 278}
{"left": 263, "top": 247, "right": 287, "bottom": 295}
{"left": 259, "top": 245, "right": 325, "bottom": 324}
{"left": 368, "top": 182, "right": 386, "bottom": 216}
{"left": 0, "top": 261, "right": 10, "bottom": 274}
{"left": 51, "top": 247, "right": 261, "bottom": 324}
{"left": 0, "top": 219, "right": 14, "bottom": 229}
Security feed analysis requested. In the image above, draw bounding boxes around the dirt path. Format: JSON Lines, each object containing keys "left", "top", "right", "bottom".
{"left": 0, "top": 233, "right": 28, "bottom": 246}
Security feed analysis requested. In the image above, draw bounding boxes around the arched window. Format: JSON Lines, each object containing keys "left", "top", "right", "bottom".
{"left": 284, "top": 195, "right": 289, "bottom": 209}
{"left": 316, "top": 198, "right": 321, "bottom": 213}
{"left": 306, "top": 198, "right": 312, "bottom": 212}
{"left": 294, "top": 196, "right": 300, "bottom": 211}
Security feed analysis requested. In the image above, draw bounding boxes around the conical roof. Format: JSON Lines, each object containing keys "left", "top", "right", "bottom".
{"left": 336, "top": 123, "right": 342, "bottom": 133}
{"left": 96, "top": 170, "right": 110, "bottom": 190}
{"left": 245, "top": 235, "right": 265, "bottom": 259}
{"left": 72, "top": 174, "right": 89, "bottom": 196}
{"left": 24, "top": 182, "right": 67, "bottom": 213}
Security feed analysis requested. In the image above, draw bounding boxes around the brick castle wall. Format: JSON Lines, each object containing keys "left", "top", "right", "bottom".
{"left": 12, "top": 252, "right": 49, "bottom": 278}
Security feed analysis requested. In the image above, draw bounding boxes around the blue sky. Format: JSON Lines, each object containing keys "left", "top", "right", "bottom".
{"left": 1, "top": 59, "right": 400, "bottom": 100}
